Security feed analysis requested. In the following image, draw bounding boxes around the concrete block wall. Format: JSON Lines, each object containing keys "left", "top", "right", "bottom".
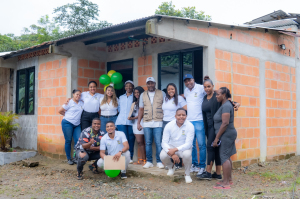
{"left": 37, "top": 58, "right": 68, "bottom": 159}
{"left": 77, "top": 59, "right": 105, "bottom": 93}
{"left": 214, "top": 49, "right": 261, "bottom": 166}
{"left": 265, "top": 61, "right": 296, "bottom": 158}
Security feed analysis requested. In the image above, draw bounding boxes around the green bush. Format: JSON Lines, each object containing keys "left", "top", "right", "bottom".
{"left": 0, "top": 112, "right": 19, "bottom": 151}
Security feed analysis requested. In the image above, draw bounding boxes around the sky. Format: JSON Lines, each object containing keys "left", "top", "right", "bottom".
{"left": 0, "top": 0, "right": 298, "bottom": 36}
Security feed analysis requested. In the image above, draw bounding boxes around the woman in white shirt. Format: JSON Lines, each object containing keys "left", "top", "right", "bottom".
{"left": 80, "top": 81, "right": 104, "bottom": 130}
{"left": 128, "top": 86, "right": 146, "bottom": 164}
{"left": 58, "top": 89, "right": 84, "bottom": 165}
{"left": 99, "top": 86, "right": 118, "bottom": 133}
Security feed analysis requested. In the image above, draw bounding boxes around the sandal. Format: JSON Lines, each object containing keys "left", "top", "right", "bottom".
{"left": 213, "top": 185, "right": 231, "bottom": 189}
{"left": 77, "top": 172, "right": 83, "bottom": 180}
{"left": 89, "top": 164, "right": 99, "bottom": 174}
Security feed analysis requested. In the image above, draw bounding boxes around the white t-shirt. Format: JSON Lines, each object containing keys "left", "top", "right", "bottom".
{"left": 80, "top": 91, "right": 104, "bottom": 113}
{"left": 99, "top": 97, "right": 118, "bottom": 116}
{"left": 100, "top": 131, "right": 128, "bottom": 156}
{"left": 184, "top": 83, "right": 206, "bottom": 121}
{"left": 162, "top": 96, "right": 187, "bottom": 121}
{"left": 62, "top": 99, "right": 84, "bottom": 126}
{"left": 139, "top": 90, "right": 166, "bottom": 128}
{"left": 162, "top": 119, "right": 195, "bottom": 153}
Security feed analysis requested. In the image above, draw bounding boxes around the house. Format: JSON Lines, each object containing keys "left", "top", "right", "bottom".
{"left": 1, "top": 10, "right": 300, "bottom": 167}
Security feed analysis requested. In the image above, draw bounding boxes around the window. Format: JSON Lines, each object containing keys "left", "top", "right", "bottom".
{"left": 158, "top": 48, "right": 203, "bottom": 94}
{"left": 16, "top": 67, "right": 35, "bottom": 115}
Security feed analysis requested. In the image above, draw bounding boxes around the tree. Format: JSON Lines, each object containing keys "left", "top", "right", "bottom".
{"left": 155, "top": 1, "right": 211, "bottom": 21}
{"left": 53, "top": 0, "right": 112, "bottom": 36}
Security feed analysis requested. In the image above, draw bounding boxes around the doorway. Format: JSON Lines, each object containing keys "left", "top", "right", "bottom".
{"left": 107, "top": 59, "right": 133, "bottom": 97}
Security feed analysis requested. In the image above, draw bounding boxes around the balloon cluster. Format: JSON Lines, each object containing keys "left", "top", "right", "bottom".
{"left": 99, "top": 70, "right": 123, "bottom": 91}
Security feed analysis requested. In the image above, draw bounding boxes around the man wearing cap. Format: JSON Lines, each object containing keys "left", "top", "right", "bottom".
{"left": 137, "top": 77, "right": 165, "bottom": 169}
{"left": 115, "top": 80, "right": 135, "bottom": 164}
{"left": 183, "top": 74, "right": 207, "bottom": 175}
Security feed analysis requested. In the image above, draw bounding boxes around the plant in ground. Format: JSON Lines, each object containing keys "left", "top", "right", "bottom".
{"left": 0, "top": 112, "right": 19, "bottom": 151}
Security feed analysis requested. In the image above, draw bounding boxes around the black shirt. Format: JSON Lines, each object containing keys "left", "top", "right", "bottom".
{"left": 202, "top": 96, "right": 213, "bottom": 126}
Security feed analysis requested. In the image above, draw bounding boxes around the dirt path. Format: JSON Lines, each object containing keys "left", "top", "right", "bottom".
{"left": 1, "top": 154, "right": 300, "bottom": 199}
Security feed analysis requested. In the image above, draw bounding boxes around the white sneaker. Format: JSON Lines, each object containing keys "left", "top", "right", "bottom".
{"left": 157, "top": 162, "right": 164, "bottom": 169}
{"left": 143, "top": 162, "right": 153, "bottom": 169}
{"left": 194, "top": 166, "right": 200, "bottom": 173}
{"left": 167, "top": 165, "right": 176, "bottom": 176}
{"left": 185, "top": 176, "right": 192, "bottom": 183}
{"left": 190, "top": 164, "right": 197, "bottom": 173}
{"left": 129, "top": 159, "right": 133, "bottom": 164}
{"left": 197, "top": 168, "right": 205, "bottom": 175}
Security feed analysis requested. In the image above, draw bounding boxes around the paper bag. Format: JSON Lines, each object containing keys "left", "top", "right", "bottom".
{"left": 104, "top": 155, "right": 125, "bottom": 170}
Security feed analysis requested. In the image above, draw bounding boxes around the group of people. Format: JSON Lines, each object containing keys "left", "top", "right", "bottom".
{"left": 58, "top": 73, "right": 240, "bottom": 189}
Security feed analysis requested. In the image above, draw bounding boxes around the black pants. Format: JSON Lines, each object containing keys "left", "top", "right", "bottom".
{"left": 76, "top": 150, "right": 100, "bottom": 173}
{"left": 206, "top": 124, "right": 221, "bottom": 166}
{"left": 81, "top": 111, "right": 99, "bottom": 130}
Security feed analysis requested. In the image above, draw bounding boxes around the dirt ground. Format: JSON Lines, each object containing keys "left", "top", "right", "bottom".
{"left": 1, "top": 154, "right": 300, "bottom": 199}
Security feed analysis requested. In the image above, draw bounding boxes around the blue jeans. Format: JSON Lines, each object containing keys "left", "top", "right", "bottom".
{"left": 61, "top": 119, "right": 81, "bottom": 160}
{"left": 143, "top": 127, "right": 163, "bottom": 163}
{"left": 117, "top": 125, "right": 135, "bottom": 159}
{"left": 100, "top": 115, "right": 117, "bottom": 134}
{"left": 191, "top": 120, "right": 206, "bottom": 168}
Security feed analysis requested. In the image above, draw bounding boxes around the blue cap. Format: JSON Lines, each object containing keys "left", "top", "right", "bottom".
{"left": 183, "top": 74, "right": 194, "bottom": 81}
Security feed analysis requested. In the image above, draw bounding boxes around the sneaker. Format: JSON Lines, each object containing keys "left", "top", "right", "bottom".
{"left": 129, "top": 159, "right": 133, "bottom": 164}
{"left": 197, "top": 168, "right": 205, "bottom": 176}
{"left": 167, "top": 165, "right": 176, "bottom": 176}
{"left": 67, "top": 159, "right": 74, "bottom": 165}
{"left": 143, "top": 162, "right": 154, "bottom": 169}
{"left": 212, "top": 172, "right": 222, "bottom": 179}
{"left": 175, "top": 165, "right": 182, "bottom": 170}
{"left": 120, "top": 173, "right": 127, "bottom": 179}
{"left": 197, "top": 171, "right": 212, "bottom": 180}
{"left": 157, "top": 162, "right": 164, "bottom": 169}
{"left": 190, "top": 164, "right": 198, "bottom": 173}
{"left": 185, "top": 176, "right": 192, "bottom": 183}
{"left": 165, "top": 166, "right": 169, "bottom": 170}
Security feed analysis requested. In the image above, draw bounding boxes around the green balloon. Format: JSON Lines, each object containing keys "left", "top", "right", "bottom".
{"left": 105, "top": 170, "right": 120, "bottom": 178}
{"left": 110, "top": 72, "right": 123, "bottom": 84}
{"left": 99, "top": 74, "right": 111, "bottom": 85}
{"left": 114, "top": 81, "right": 123, "bottom": 90}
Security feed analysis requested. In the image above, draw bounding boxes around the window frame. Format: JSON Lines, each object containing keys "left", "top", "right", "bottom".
{"left": 16, "top": 67, "right": 35, "bottom": 115}
{"left": 158, "top": 47, "right": 203, "bottom": 94}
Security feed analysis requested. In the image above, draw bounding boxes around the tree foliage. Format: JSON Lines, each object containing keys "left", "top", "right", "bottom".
{"left": 155, "top": 1, "right": 211, "bottom": 21}
{"left": 0, "top": 0, "right": 111, "bottom": 52}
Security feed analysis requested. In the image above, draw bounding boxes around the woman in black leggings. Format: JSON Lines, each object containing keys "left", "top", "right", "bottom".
{"left": 197, "top": 78, "right": 240, "bottom": 180}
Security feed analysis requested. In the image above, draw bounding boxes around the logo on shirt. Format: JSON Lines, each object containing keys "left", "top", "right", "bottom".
{"left": 172, "top": 101, "right": 175, "bottom": 104}
{"left": 194, "top": 92, "right": 198, "bottom": 97}
{"left": 117, "top": 140, "right": 121, "bottom": 144}
{"left": 182, "top": 130, "right": 186, "bottom": 135}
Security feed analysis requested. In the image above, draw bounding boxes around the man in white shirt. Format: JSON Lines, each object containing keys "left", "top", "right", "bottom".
{"left": 160, "top": 108, "right": 194, "bottom": 183}
{"left": 137, "top": 77, "right": 165, "bottom": 169}
{"left": 97, "top": 121, "right": 130, "bottom": 179}
{"left": 183, "top": 74, "right": 207, "bottom": 175}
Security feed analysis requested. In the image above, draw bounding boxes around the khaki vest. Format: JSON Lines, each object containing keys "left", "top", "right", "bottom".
{"left": 142, "top": 90, "right": 164, "bottom": 122}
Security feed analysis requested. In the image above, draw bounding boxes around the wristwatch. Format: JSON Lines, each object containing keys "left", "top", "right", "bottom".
{"left": 119, "top": 150, "right": 123, "bottom": 154}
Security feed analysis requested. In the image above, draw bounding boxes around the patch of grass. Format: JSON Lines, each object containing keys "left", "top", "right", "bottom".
{"left": 296, "top": 177, "right": 300, "bottom": 184}
{"left": 271, "top": 184, "right": 294, "bottom": 193}
{"left": 62, "top": 189, "right": 68, "bottom": 194}
{"left": 212, "top": 193, "right": 226, "bottom": 198}
{"left": 247, "top": 171, "right": 258, "bottom": 176}
{"left": 261, "top": 171, "right": 293, "bottom": 180}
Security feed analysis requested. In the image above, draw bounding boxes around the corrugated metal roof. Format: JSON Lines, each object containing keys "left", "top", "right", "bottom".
{"left": 0, "top": 51, "right": 12, "bottom": 56}
{"left": 246, "top": 10, "right": 290, "bottom": 24}
{"left": 250, "top": 18, "right": 298, "bottom": 28}
{"left": 1, "top": 14, "right": 299, "bottom": 60}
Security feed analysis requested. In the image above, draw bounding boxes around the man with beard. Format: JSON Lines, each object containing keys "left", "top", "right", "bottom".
{"left": 75, "top": 118, "right": 105, "bottom": 180}
{"left": 137, "top": 77, "right": 165, "bottom": 169}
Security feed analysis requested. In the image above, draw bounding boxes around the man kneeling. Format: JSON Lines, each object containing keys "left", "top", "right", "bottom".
{"left": 97, "top": 121, "right": 130, "bottom": 179}
{"left": 160, "top": 108, "right": 195, "bottom": 183}
{"left": 76, "top": 118, "right": 105, "bottom": 180}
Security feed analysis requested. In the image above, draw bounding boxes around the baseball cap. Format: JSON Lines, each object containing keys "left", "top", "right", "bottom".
{"left": 183, "top": 74, "right": 194, "bottom": 81}
{"left": 124, "top": 80, "right": 134, "bottom": 86}
{"left": 146, "top": 77, "right": 156, "bottom": 83}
